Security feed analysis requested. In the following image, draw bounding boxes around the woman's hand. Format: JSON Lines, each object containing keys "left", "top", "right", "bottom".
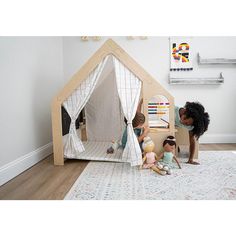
{"left": 186, "top": 159, "right": 200, "bottom": 165}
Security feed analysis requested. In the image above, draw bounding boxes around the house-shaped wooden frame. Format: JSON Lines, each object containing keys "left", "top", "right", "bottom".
{"left": 51, "top": 39, "right": 175, "bottom": 165}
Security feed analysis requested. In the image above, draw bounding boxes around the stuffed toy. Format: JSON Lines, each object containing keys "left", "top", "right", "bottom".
{"left": 140, "top": 137, "right": 166, "bottom": 175}
{"left": 106, "top": 140, "right": 119, "bottom": 154}
{"left": 156, "top": 135, "right": 181, "bottom": 174}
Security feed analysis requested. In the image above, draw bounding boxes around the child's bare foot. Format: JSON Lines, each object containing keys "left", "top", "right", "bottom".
{"left": 186, "top": 160, "right": 200, "bottom": 165}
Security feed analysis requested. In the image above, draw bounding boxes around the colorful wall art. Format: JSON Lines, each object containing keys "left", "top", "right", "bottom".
{"left": 170, "top": 37, "right": 193, "bottom": 71}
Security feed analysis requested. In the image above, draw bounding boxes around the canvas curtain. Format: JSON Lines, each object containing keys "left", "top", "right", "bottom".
{"left": 63, "top": 56, "right": 108, "bottom": 158}
{"left": 85, "top": 56, "right": 124, "bottom": 142}
{"left": 113, "top": 56, "right": 142, "bottom": 166}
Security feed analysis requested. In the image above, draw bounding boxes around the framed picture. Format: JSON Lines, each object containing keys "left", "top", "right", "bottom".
{"left": 169, "top": 37, "right": 193, "bottom": 71}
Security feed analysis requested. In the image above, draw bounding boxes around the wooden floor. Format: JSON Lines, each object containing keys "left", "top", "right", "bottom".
{"left": 0, "top": 144, "right": 236, "bottom": 200}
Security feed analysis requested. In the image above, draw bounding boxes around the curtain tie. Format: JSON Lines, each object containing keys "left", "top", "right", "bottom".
{"left": 70, "top": 119, "right": 76, "bottom": 127}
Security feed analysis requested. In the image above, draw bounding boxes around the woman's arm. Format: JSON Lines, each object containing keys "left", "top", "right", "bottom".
{"left": 188, "top": 132, "right": 199, "bottom": 164}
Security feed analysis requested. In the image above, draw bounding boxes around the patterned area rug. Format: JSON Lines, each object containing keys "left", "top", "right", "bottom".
{"left": 64, "top": 151, "right": 236, "bottom": 200}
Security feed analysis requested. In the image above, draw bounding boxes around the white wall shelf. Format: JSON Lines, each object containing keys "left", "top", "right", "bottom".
{"left": 169, "top": 73, "right": 224, "bottom": 85}
{"left": 198, "top": 53, "right": 236, "bottom": 65}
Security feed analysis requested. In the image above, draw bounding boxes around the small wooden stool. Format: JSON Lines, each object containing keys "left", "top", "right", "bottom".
{"left": 175, "top": 127, "right": 199, "bottom": 159}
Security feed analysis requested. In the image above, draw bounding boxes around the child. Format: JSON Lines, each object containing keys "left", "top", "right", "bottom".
{"left": 175, "top": 102, "right": 210, "bottom": 165}
{"left": 121, "top": 112, "right": 149, "bottom": 150}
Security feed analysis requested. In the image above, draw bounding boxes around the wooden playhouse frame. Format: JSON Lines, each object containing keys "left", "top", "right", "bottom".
{"left": 51, "top": 39, "right": 175, "bottom": 165}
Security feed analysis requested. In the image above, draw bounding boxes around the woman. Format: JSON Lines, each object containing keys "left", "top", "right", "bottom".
{"left": 175, "top": 101, "right": 210, "bottom": 164}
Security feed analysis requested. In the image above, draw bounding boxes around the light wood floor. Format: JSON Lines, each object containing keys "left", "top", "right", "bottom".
{"left": 0, "top": 144, "right": 236, "bottom": 200}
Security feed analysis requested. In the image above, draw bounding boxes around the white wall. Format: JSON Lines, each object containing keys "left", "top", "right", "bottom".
{"left": 0, "top": 37, "right": 63, "bottom": 185}
{"left": 0, "top": 36, "right": 235, "bottom": 185}
{"left": 63, "top": 36, "right": 236, "bottom": 144}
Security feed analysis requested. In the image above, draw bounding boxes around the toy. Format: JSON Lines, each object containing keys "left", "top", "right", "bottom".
{"left": 140, "top": 137, "right": 167, "bottom": 175}
{"left": 156, "top": 136, "right": 181, "bottom": 174}
{"left": 106, "top": 140, "right": 119, "bottom": 154}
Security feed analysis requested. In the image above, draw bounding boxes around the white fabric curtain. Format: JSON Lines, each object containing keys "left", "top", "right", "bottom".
{"left": 113, "top": 56, "right": 142, "bottom": 166}
{"left": 63, "top": 56, "right": 108, "bottom": 158}
{"left": 85, "top": 68, "right": 124, "bottom": 142}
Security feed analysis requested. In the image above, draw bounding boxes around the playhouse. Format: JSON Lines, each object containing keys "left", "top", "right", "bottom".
{"left": 51, "top": 39, "right": 175, "bottom": 166}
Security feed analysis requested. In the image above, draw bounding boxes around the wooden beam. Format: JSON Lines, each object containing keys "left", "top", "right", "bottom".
{"left": 51, "top": 98, "right": 64, "bottom": 165}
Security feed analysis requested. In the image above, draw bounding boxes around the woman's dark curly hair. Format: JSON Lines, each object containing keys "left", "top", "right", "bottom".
{"left": 184, "top": 102, "right": 210, "bottom": 140}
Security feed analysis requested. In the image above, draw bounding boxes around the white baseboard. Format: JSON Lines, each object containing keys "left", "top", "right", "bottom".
{"left": 0, "top": 143, "right": 53, "bottom": 186}
{"left": 199, "top": 134, "right": 236, "bottom": 144}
